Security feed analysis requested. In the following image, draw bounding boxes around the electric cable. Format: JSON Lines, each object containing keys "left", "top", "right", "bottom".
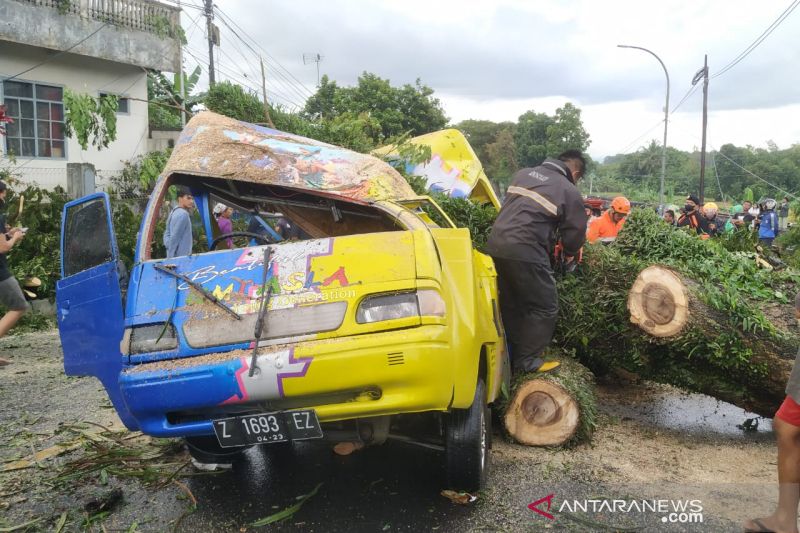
{"left": 670, "top": 84, "right": 701, "bottom": 114}
{"left": 212, "top": 7, "right": 314, "bottom": 98}
{"left": 713, "top": 0, "right": 800, "bottom": 79}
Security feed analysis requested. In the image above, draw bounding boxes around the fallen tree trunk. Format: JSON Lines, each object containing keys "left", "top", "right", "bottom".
{"left": 625, "top": 265, "right": 795, "bottom": 416}
{"left": 501, "top": 357, "right": 597, "bottom": 447}
{"left": 555, "top": 209, "right": 800, "bottom": 418}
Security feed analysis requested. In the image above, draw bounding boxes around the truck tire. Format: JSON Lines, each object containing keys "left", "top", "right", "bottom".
{"left": 445, "top": 378, "right": 490, "bottom": 491}
{"left": 184, "top": 435, "right": 251, "bottom": 466}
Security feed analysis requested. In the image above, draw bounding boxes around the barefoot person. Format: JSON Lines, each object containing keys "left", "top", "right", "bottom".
{"left": 0, "top": 181, "right": 28, "bottom": 365}
{"left": 744, "top": 291, "right": 800, "bottom": 533}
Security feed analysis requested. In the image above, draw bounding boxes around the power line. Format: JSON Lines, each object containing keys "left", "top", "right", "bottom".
{"left": 214, "top": 7, "right": 314, "bottom": 98}
{"left": 670, "top": 84, "right": 701, "bottom": 113}
{"left": 184, "top": 46, "right": 302, "bottom": 109}
{"left": 212, "top": 11, "right": 312, "bottom": 105}
{"left": 713, "top": 0, "right": 800, "bottom": 79}
{"left": 710, "top": 151, "right": 726, "bottom": 201}
{"left": 613, "top": 119, "right": 665, "bottom": 155}
{"left": 207, "top": 12, "right": 310, "bottom": 105}
{"left": 210, "top": 14, "right": 312, "bottom": 108}
{"left": 212, "top": 7, "right": 314, "bottom": 99}
{"left": 712, "top": 148, "right": 800, "bottom": 200}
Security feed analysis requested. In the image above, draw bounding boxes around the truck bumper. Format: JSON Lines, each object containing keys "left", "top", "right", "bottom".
{"left": 119, "top": 326, "right": 457, "bottom": 438}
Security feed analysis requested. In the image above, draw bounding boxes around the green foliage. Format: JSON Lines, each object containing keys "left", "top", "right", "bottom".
{"left": 717, "top": 226, "right": 758, "bottom": 253}
{"left": 55, "top": 0, "right": 71, "bottom": 15}
{"left": 147, "top": 67, "right": 201, "bottom": 129}
{"left": 456, "top": 120, "right": 519, "bottom": 190}
{"left": 596, "top": 142, "right": 800, "bottom": 205}
{"left": 514, "top": 110, "right": 553, "bottom": 168}
{"left": 113, "top": 149, "right": 172, "bottom": 197}
{"left": 63, "top": 90, "right": 118, "bottom": 150}
{"left": 1, "top": 181, "right": 70, "bottom": 300}
{"left": 514, "top": 104, "right": 591, "bottom": 169}
{"left": 777, "top": 225, "right": 800, "bottom": 269}
{"left": 302, "top": 73, "right": 448, "bottom": 144}
{"left": 202, "top": 81, "right": 264, "bottom": 124}
{"left": 429, "top": 193, "right": 496, "bottom": 251}
{"left": 106, "top": 150, "right": 173, "bottom": 269}
{"left": 546, "top": 103, "right": 591, "bottom": 157}
{"left": 556, "top": 208, "right": 799, "bottom": 411}
{"left": 146, "top": 14, "right": 187, "bottom": 44}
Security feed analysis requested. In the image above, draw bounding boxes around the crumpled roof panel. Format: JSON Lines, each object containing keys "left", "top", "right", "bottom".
{"left": 162, "top": 112, "right": 416, "bottom": 202}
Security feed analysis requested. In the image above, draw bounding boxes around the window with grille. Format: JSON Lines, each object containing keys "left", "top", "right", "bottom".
{"left": 2, "top": 80, "right": 65, "bottom": 158}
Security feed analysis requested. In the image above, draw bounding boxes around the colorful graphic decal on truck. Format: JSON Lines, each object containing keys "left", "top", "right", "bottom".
{"left": 162, "top": 112, "right": 416, "bottom": 202}
{"left": 178, "top": 238, "right": 357, "bottom": 314}
{"left": 222, "top": 346, "right": 311, "bottom": 404}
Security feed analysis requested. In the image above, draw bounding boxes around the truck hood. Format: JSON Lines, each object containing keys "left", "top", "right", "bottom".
{"left": 126, "top": 232, "right": 419, "bottom": 356}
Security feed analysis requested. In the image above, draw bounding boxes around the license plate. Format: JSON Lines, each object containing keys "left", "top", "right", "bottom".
{"left": 213, "top": 409, "right": 323, "bottom": 448}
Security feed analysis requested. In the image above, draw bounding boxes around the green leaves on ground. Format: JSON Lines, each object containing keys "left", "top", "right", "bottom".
{"left": 251, "top": 483, "right": 323, "bottom": 527}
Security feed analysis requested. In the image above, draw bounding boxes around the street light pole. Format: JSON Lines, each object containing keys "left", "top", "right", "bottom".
{"left": 617, "top": 45, "right": 670, "bottom": 212}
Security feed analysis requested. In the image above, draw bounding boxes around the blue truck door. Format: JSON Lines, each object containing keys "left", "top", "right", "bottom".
{"left": 56, "top": 193, "right": 136, "bottom": 428}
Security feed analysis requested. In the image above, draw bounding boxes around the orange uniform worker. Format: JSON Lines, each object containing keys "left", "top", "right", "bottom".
{"left": 586, "top": 196, "right": 631, "bottom": 243}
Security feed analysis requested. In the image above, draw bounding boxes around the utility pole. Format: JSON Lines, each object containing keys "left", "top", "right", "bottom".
{"left": 204, "top": 0, "right": 216, "bottom": 87}
{"left": 260, "top": 57, "right": 276, "bottom": 128}
{"left": 177, "top": 0, "right": 186, "bottom": 126}
{"left": 698, "top": 55, "right": 709, "bottom": 203}
{"left": 303, "top": 53, "right": 323, "bottom": 87}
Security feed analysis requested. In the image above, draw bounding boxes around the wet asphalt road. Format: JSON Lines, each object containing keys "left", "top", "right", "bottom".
{"left": 181, "top": 438, "right": 480, "bottom": 532}
{"left": 1, "top": 331, "right": 776, "bottom": 532}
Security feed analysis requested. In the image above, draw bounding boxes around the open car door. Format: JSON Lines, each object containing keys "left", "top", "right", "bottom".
{"left": 56, "top": 193, "right": 135, "bottom": 428}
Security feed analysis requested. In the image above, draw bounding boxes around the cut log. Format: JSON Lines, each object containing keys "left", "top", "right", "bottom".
{"left": 628, "top": 265, "right": 689, "bottom": 337}
{"left": 624, "top": 264, "right": 796, "bottom": 417}
{"left": 501, "top": 356, "right": 597, "bottom": 447}
{"left": 503, "top": 379, "right": 579, "bottom": 446}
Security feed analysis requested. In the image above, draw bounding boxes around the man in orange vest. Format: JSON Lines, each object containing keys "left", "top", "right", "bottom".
{"left": 586, "top": 196, "right": 631, "bottom": 243}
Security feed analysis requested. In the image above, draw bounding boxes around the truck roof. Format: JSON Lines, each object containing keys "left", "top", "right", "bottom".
{"left": 162, "top": 111, "right": 417, "bottom": 203}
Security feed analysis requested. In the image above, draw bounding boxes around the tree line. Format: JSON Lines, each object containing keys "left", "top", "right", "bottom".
{"left": 55, "top": 66, "right": 800, "bottom": 208}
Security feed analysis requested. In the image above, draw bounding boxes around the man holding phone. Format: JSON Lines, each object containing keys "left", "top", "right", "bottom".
{"left": 0, "top": 180, "right": 28, "bottom": 365}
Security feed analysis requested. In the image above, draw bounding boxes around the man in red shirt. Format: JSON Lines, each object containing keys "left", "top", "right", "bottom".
{"left": 586, "top": 196, "right": 630, "bottom": 243}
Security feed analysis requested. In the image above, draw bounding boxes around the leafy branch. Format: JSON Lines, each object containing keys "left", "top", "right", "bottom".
{"left": 63, "top": 90, "right": 118, "bottom": 150}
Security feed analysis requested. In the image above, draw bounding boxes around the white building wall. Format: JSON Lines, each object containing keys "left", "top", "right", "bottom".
{"left": 1, "top": 41, "right": 149, "bottom": 189}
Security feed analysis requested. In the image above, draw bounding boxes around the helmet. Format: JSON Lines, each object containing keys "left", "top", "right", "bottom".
{"left": 764, "top": 198, "right": 777, "bottom": 210}
{"left": 213, "top": 203, "right": 227, "bottom": 215}
{"left": 704, "top": 202, "right": 718, "bottom": 214}
{"left": 611, "top": 196, "right": 631, "bottom": 214}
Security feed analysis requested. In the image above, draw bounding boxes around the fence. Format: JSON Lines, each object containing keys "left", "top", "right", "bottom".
{"left": 16, "top": 0, "right": 181, "bottom": 36}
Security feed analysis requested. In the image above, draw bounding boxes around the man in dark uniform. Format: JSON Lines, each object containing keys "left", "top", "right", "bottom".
{"left": 486, "top": 150, "right": 588, "bottom": 374}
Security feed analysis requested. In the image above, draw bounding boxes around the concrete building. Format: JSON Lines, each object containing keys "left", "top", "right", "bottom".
{"left": 0, "top": 0, "right": 181, "bottom": 189}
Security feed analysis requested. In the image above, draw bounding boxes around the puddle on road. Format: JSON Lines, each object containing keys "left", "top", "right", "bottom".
{"left": 597, "top": 380, "right": 773, "bottom": 438}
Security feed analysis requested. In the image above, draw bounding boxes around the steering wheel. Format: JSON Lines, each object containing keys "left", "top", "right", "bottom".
{"left": 210, "top": 231, "right": 274, "bottom": 251}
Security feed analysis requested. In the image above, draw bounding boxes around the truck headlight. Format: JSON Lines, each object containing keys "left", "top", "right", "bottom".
{"left": 356, "top": 290, "right": 445, "bottom": 324}
{"left": 129, "top": 324, "right": 178, "bottom": 354}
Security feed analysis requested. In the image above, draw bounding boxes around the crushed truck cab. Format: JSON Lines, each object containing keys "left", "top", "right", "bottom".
{"left": 56, "top": 112, "right": 508, "bottom": 491}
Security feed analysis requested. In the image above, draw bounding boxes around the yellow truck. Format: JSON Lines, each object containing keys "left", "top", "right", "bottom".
{"left": 56, "top": 112, "right": 507, "bottom": 490}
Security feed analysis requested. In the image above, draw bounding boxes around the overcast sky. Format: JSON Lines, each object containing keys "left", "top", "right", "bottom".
{"left": 183, "top": 0, "right": 800, "bottom": 160}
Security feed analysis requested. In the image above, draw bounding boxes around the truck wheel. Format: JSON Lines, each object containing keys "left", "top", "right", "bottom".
{"left": 445, "top": 378, "right": 490, "bottom": 491}
{"left": 184, "top": 435, "right": 250, "bottom": 468}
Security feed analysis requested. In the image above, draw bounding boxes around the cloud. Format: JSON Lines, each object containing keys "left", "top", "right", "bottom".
{"left": 191, "top": 0, "right": 800, "bottom": 156}
{"left": 210, "top": 0, "right": 799, "bottom": 111}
